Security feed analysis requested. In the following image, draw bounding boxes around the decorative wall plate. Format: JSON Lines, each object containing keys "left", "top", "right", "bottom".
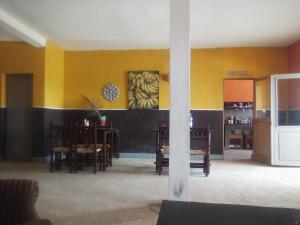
{"left": 102, "top": 83, "right": 120, "bottom": 101}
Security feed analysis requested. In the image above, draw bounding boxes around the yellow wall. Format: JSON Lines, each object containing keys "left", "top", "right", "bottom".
{"left": 0, "top": 43, "right": 288, "bottom": 110}
{"left": 222, "top": 48, "right": 288, "bottom": 76}
{"left": 44, "top": 42, "right": 64, "bottom": 108}
{"left": 0, "top": 42, "right": 45, "bottom": 107}
{"left": 64, "top": 47, "right": 288, "bottom": 110}
{"left": 191, "top": 49, "right": 223, "bottom": 109}
{"left": 64, "top": 50, "right": 169, "bottom": 109}
{"left": 192, "top": 48, "right": 287, "bottom": 109}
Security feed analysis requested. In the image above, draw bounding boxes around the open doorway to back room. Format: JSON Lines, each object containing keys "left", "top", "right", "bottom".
{"left": 223, "top": 79, "right": 254, "bottom": 160}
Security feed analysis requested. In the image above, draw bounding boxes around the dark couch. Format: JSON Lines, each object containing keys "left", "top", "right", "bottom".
{"left": 0, "top": 179, "right": 52, "bottom": 225}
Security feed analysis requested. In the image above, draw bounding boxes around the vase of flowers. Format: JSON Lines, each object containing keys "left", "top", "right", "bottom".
{"left": 100, "top": 115, "right": 107, "bottom": 126}
{"left": 83, "top": 95, "right": 103, "bottom": 123}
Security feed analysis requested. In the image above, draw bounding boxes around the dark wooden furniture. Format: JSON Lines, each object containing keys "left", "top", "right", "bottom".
{"left": 0, "top": 179, "right": 52, "bottom": 225}
{"left": 70, "top": 122, "right": 103, "bottom": 173}
{"left": 94, "top": 126, "right": 113, "bottom": 170}
{"left": 245, "top": 134, "right": 253, "bottom": 149}
{"left": 155, "top": 126, "right": 211, "bottom": 176}
{"left": 157, "top": 200, "right": 300, "bottom": 225}
{"left": 224, "top": 124, "right": 253, "bottom": 149}
{"left": 110, "top": 127, "right": 121, "bottom": 159}
{"left": 49, "top": 123, "right": 71, "bottom": 172}
{"left": 49, "top": 121, "right": 120, "bottom": 173}
{"left": 229, "top": 134, "right": 244, "bottom": 149}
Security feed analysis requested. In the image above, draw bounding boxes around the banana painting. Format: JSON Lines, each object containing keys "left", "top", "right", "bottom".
{"left": 128, "top": 71, "right": 159, "bottom": 109}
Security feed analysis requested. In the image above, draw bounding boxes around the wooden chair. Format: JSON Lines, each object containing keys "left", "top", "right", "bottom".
{"left": 49, "top": 123, "right": 70, "bottom": 172}
{"left": 156, "top": 126, "right": 211, "bottom": 176}
{"left": 190, "top": 128, "right": 211, "bottom": 176}
{"left": 70, "top": 122, "right": 103, "bottom": 174}
{"left": 156, "top": 126, "right": 169, "bottom": 175}
{"left": 103, "top": 128, "right": 113, "bottom": 168}
{"left": 95, "top": 123, "right": 120, "bottom": 167}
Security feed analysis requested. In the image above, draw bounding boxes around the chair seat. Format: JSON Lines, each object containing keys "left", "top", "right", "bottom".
{"left": 161, "top": 146, "right": 206, "bottom": 155}
{"left": 95, "top": 143, "right": 110, "bottom": 148}
{"left": 190, "top": 149, "right": 206, "bottom": 155}
{"left": 76, "top": 146, "right": 102, "bottom": 154}
{"left": 53, "top": 147, "right": 69, "bottom": 153}
{"left": 161, "top": 145, "right": 169, "bottom": 154}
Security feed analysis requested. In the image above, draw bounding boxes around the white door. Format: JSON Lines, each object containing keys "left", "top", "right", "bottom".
{"left": 271, "top": 74, "right": 300, "bottom": 166}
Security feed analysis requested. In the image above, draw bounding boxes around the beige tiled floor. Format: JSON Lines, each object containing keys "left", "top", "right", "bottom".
{"left": 0, "top": 158, "right": 299, "bottom": 225}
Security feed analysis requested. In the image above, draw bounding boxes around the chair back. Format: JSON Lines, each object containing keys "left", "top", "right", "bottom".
{"left": 50, "top": 123, "right": 69, "bottom": 148}
{"left": 159, "top": 126, "right": 169, "bottom": 148}
{"left": 190, "top": 128, "right": 211, "bottom": 154}
{"left": 158, "top": 125, "right": 211, "bottom": 154}
{"left": 71, "top": 122, "right": 95, "bottom": 143}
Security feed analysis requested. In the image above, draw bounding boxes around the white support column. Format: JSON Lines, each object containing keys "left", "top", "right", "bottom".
{"left": 0, "top": 9, "right": 46, "bottom": 47}
{"left": 169, "top": 0, "right": 190, "bottom": 201}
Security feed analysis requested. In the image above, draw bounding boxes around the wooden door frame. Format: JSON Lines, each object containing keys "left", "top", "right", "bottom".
{"left": 252, "top": 76, "right": 271, "bottom": 119}
{"left": 252, "top": 76, "right": 272, "bottom": 164}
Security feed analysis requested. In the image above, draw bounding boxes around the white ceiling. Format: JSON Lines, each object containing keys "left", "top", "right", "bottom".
{"left": 0, "top": 0, "right": 300, "bottom": 50}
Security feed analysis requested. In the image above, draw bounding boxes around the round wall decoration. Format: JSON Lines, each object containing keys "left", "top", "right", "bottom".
{"left": 102, "top": 83, "right": 120, "bottom": 101}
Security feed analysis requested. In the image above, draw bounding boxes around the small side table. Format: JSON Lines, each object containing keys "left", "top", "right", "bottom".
{"left": 229, "top": 134, "right": 243, "bottom": 149}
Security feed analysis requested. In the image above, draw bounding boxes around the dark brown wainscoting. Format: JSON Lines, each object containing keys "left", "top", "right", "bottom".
{"left": 32, "top": 108, "right": 64, "bottom": 158}
{"left": 63, "top": 109, "right": 224, "bottom": 155}
{"left": 1, "top": 108, "right": 224, "bottom": 159}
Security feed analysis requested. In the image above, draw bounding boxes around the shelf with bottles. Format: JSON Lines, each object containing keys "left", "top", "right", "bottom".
{"left": 224, "top": 102, "right": 253, "bottom": 110}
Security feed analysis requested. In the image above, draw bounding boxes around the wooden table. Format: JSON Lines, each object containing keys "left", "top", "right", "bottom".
{"left": 95, "top": 125, "right": 121, "bottom": 163}
{"left": 157, "top": 200, "right": 300, "bottom": 225}
{"left": 76, "top": 124, "right": 120, "bottom": 163}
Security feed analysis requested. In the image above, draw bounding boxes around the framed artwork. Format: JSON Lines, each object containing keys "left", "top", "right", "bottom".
{"left": 128, "top": 71, "right": 159, "bottom": 109}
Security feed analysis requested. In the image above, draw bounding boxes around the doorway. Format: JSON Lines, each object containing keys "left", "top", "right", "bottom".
{"left": 223, "top": 79, "right": 254, "bottom": 160}
{"left": 6, "top": 74, "right": 33, "bottom": 161}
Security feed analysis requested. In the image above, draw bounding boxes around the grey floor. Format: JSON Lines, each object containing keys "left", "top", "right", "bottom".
{"left": 224, "top": 149, "right": 253, "bottom": 160}
{"left": 0, "top": 158, "right": 300, "bottom": 225}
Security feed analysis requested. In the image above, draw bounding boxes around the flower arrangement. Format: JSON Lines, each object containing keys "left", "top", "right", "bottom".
{"left": 82, "top": 95, "right": 101, "bottom": 121}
